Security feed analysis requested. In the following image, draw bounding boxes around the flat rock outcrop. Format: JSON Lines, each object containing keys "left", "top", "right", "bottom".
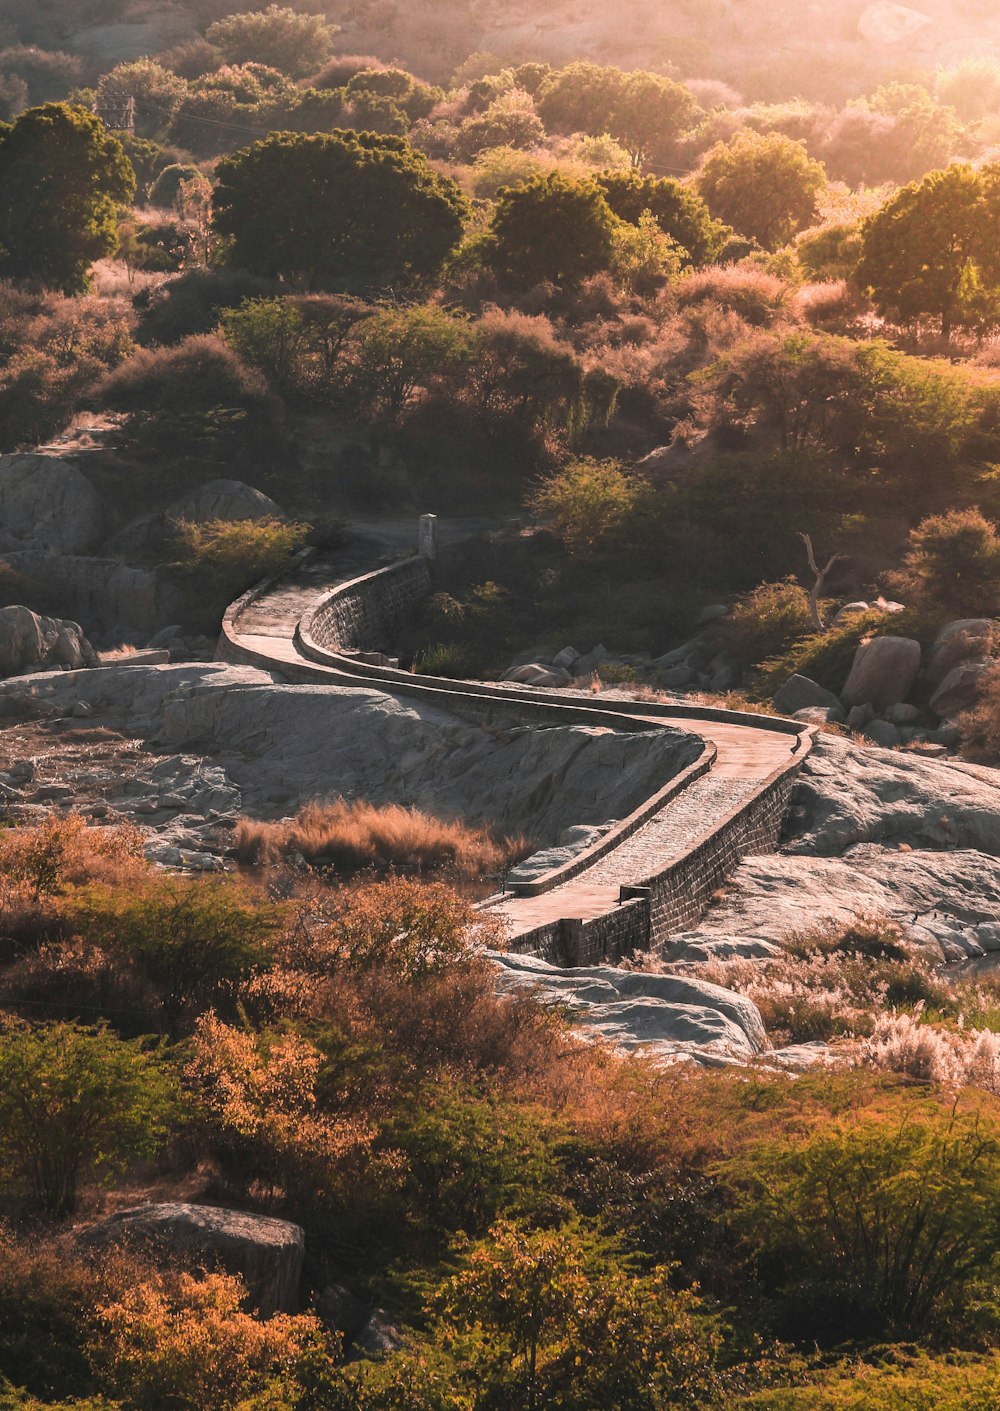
{"left": 82, "top": 1203, "right": 304, "bottom": 1315}
{"left": 785, "top": 733, "right": 1000, "bottom": 856}
{"left": 0, "top": 663, "right": 702, "bottom": 851}
{"left": 492, "top": 952, "right": 767, "bottom": 1063}
{"left": 685, "top": 846, "right": 1000, "bottom": 962}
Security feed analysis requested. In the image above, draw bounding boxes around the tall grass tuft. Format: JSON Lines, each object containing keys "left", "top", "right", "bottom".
{"left": 233, "top": 799, "right": 522, "bottom": 877}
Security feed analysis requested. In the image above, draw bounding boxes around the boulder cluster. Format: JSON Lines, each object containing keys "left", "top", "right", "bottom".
{"left": 775, "top": 617, "right": 996, "bottom": 751}
{"left": 0, "top": 452, "right": 283, "bottom": 648}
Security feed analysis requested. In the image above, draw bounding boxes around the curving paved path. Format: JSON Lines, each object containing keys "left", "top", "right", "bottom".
{"left": 219, "top": 526, "right": 810, "bottom": 948}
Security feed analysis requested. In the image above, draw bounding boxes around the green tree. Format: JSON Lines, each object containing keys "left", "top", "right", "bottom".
{"left": 536, "top": 62, "right": 697, "bottom": 167}
{"left": 727, "top": 1098, "right": 1000, "bottom": 1337}
{"left": 0, "top": 103, "right": 135, "bottom": 292}
{"left": 529, "top": 458, "right": 643, "bottom": 555}
{"left": 889, "top": 507, "right": 1000, "bottom": 616}
{"left": 607, "top": 69, "right": 698, "bottom": 168}
{"left": 856, "top": 163, "right": 1000, "bottom": 340}
{"left": 213, "top": 131, "right": 468, "bottom": 291}
{"left": 0, "top": 1021, "right": 178, "bottom": 1217}
{"left": 698, "top": 129, "right": 826, "bottom": 251}
{"left": 94, "top": 59, "right": 185, "bottom": 139}
{"left": 206, "top": 5, "right": 338, "bottom": 77}
{"left": 343, "top": 305, "right": 473, "bottom": 425}
{"left": 220, "top": 296, "right": 311, "bottom": 394}
{"left": 489, "top": 171, "right": 617, "bottom": 288}
{"left": 433, "top": 1222, "right": 723, "bottom": 1411}
{"left": 596, "top": 171, "right": 728, "bottom": 266}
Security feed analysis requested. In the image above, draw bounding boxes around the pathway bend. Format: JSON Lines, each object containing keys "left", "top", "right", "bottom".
{"left": 219, "top": 527, "right": 813, "bottom": 952}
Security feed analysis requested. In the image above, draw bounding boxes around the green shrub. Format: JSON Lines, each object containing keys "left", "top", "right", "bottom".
{"left": 741, "top": 1351, "right": 1000, "bottom": 1409}
{"left": 886, "top": 508, "right": 1000, "bottom": 617}
{"left": 724, "top": 1094, "right": 1000, "bottom": 1339}
{"left": 712, "top": 578, "right": 813, "bottom": 670}
{"left": 166, "top": 516, "right": 310, "bottom": 629}
{"left": 0, "top": 1021, "right": 179, "bottom": 1217}
{"left": 754, "top": 607, "right": 942, "bottom": 699}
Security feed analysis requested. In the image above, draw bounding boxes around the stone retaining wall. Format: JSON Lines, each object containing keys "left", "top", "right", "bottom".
{"left": 501, "top": 760, "right": 802, "bottom": 964}
{"left": 306, "top": 555, "right": 432, "bottom": 654}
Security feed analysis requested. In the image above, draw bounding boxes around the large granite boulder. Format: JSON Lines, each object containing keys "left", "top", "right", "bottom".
{"left": 773, "top": 673, "right": 844, "bottom": 718}
{"left": 166, "top": 479, "right": 283, "bottom": 526}
{"left": 930, "top": 660, "right": 992, "bottom": 718}
{"left": 841, "top": 635, "right": 921, "bottom": 710}
{"left": 0, "top": 455, "right": 105, "bottom": 554}
{"left": 923, "top": 619, "right": 996, "bottom": 695}
{"left": 82, "top": 1203, "right": 304, "bottom": 1315}
{"left": 0, "top": 605, "right": 97, "bottom": 677}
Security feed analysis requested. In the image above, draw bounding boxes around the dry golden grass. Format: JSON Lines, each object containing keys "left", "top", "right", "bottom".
{"left": 233, "top": 798, "right": 521, "bottom": 878}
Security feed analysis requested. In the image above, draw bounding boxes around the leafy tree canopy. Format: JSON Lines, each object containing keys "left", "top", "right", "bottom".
{"left": 0, "top": 103, "right": 135, "bottom": 292}
{"left": 698, "top": 128, "right": 827, "bottom": 250}
{"left": 857, "top": 162, "right": 1000, "bottom": 338}
{"left": 489, "top": 171, "right": 618, "bottom": 288}
{"left": 213, "top": 129, "right": 469, "bottom": 291}
{"left": 205, "top": 5, "right": 339, "bottom": 78}
{"left": 595, "top": 170, "right": 729, "bottom": 265}
{"left": 537, "top": 61, "right": 698, "bottom": 167}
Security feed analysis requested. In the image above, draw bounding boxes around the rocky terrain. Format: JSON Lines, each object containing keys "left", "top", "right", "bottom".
{"left": 0, "top": 660, "right": 701, "bottom": 869}
{"left": 2, "top": 646, "right": 998, "bottom": 1071}
{"left": 0, "top": 452, "right": 283, "bottom": 645}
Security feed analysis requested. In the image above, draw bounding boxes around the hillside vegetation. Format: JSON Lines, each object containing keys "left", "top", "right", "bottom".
{"left": 1, "top": 2, "right": 1000, "bottom": 1408}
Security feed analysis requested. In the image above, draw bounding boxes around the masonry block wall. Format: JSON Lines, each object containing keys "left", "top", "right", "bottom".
{"left": 504, "top": 765, "right": 801, "bottom": 961}
{"left": 229, "top": 537, "right": 812, "bottom": 969}
{"left": 308, "top": 557, "right": 432, "bottom": 654}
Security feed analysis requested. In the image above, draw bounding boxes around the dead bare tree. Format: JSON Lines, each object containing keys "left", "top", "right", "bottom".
{"left": 798, "top": 532, "right": 848, "bottom": 632}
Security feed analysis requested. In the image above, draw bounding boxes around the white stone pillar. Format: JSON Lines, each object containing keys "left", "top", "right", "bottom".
{"left": 418, "top": 513, "right": 438, "bottom": 559}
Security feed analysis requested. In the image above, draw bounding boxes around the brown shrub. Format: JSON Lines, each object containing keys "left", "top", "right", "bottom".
{"left": 98, "top": 334, "right": 266, "bottom": 412}
{"left": 0, "top": 813, "right": 149, "bottom": 898}
{"left": 233, "top": 798, "right": 518, "bottom": 878}
{"left": 91, "top": 1268, "right": 321, "bottom": 1411}
{"left": 674, "top": 265, "right": 795, "bottom": 327}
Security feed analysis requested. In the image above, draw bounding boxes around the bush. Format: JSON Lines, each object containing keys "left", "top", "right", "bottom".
{"left": 99, "top": 335, "right": 265, "bottom": 414}
{"left": 958, "top": 661, "right": 1000, "bottom": 762}
{"left": 90, "top": 1268, "right": 322, "bottom": 1409}
{"left": 233, "top": 798, "right": 516, "bottom": 878}
{"left": 167, "top": 516, "right": 309, "bottom": 625}
{"left": 887, "top": 508, "right": 1000, "bottom": 617}
{"left": 182, "top": 1013, "right": 374, "bottom": 1204}
{"left": 754, "top": 608, "right": 938, "bottom": 699}
{"left": 0, "top": 1020, "right": 179, "bottom": 1217}
{"left": 675, "top": 265, "right": 793, "bottom": 326}
{"left": 712, "top": 579, "right": 813, "bottom": 669}
{"left": 137, "top": 268, "right": 277, "bottom": 345}
{"left": 205, "top": 6, "right": 338, "bottom": 77}
{"left": 65, "top": 877, "right": 283, "bottom": 1026}
{"left": 529, "top": 459, "right": 645, "bottom": 556}
{"left": 724, "top": 1093, "right": 1000, "bottom": 1339}
{"left": 0, "top": 1233, "right": 140, "bottom": 1400}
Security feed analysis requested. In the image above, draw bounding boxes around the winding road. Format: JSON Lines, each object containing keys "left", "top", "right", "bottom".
{"left": 219, "top": 523, "right": 812, "bottom": 952}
